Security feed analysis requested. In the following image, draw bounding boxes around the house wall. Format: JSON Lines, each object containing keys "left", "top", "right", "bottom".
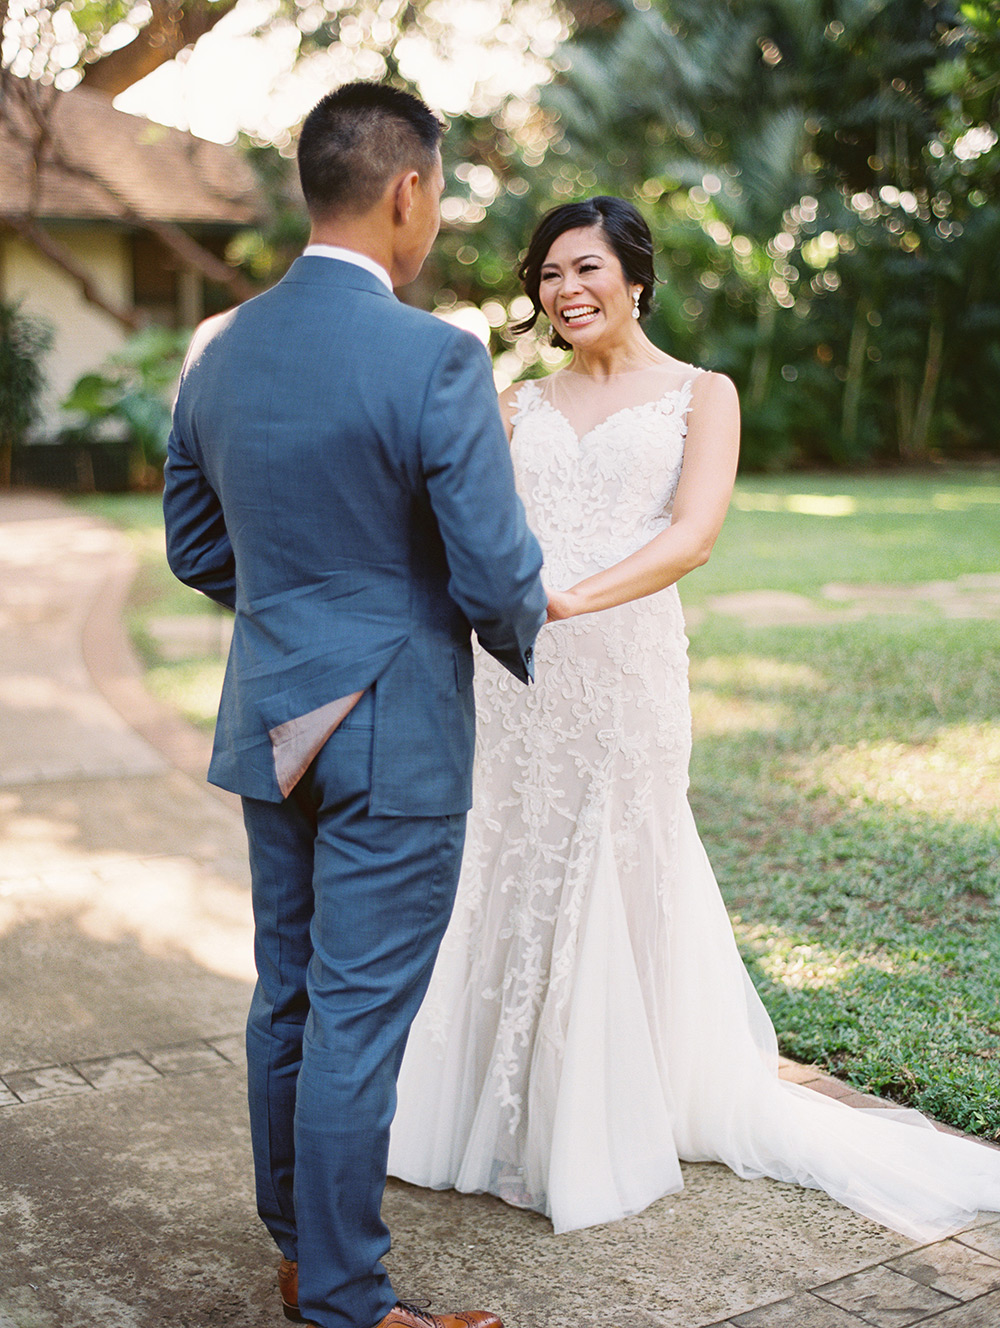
{"left": 1, "top": 225, "right": 132, "bottom": 436}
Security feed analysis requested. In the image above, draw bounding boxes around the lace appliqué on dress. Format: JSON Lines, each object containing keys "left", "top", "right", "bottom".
{"left": 396, "top": 369, "right": 697, "bottom": 1203}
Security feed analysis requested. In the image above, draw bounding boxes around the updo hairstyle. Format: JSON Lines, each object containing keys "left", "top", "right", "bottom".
{"left": 512, "top": 196, "right": 657, "bottom": 351}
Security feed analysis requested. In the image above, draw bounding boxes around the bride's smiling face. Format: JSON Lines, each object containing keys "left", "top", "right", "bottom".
{"left": 538, "top": 226, "right": 637, "bottom": 347}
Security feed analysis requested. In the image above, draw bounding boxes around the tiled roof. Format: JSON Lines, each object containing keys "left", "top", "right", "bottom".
{"left": 0, "top": 84, "right": 259, "bottom": 227}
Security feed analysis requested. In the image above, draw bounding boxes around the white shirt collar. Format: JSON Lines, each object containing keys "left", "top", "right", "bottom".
{"left": 302, "top": 244, "right": 393, "bottom": 293}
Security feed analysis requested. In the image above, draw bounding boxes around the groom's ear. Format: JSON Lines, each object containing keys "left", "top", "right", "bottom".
{"left": 392, "top": 170, "right": 421, "bottom": 225}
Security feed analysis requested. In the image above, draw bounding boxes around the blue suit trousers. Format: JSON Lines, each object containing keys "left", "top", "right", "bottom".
{"left": 242, "top": 689, "right": 467, "bottom": 1328}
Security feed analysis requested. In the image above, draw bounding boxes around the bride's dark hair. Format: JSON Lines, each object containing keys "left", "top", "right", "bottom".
{"left": 513, "top": 196, "right": 657, "bottom": 350}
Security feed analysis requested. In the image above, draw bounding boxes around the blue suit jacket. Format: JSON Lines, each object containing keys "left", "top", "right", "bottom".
{"left": 163, "top": 256, "right": 546, "bottom": 813}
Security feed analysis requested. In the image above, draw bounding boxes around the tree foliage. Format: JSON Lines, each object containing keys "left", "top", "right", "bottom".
{"left": 2, "top": 0, "right": 238, "bottom": 90}
{"left": 446, "top": 0, "right": 1000, "bottom": 467}
{"left": 6, "top": 0, "right": 998, "bottom": 468}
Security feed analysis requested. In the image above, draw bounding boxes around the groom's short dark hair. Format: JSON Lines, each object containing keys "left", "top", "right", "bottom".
{"left": 298, "top": 82, "right": 443, "bottom": 219}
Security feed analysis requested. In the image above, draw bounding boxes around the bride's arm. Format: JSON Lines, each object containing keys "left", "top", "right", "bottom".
{"left": 547, "top": 371, "right": 740, "bottom": 621}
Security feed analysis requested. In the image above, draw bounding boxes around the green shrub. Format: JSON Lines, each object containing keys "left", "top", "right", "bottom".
{"left": 0, "top": 299, "right": 53, "bottom": 483}
{"left": 62, "top": 327, "right": 190, "bottom": 476}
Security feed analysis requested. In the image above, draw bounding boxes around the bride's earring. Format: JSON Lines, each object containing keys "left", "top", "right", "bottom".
{"left": 632, "top": 289, "right": 642, "bottom": 320}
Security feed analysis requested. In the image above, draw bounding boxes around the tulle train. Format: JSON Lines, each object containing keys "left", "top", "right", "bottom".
{"left": 391, "top": 800, "right": 1000, "bottom": 1238}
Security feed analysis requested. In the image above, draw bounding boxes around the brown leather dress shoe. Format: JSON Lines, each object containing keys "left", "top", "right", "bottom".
{"left": 375, "top": 1307, "right": 502, "bottom": 1328}
{"left": 277, "top": 1258, "right": 303, "bottom": 1322}
{"left": 278, "top": 1263, "right": 501, "bottom": 1328}
{"left": 299, "top": 1310, "right": 502, "bottom": 1328}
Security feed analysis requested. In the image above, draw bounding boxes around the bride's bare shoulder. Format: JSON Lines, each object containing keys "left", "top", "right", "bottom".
{"left": 686, "top": 370, "right": 741, "bottom": 458}
{"left": 690, "top": 367, "right": 739, "bottom": 408}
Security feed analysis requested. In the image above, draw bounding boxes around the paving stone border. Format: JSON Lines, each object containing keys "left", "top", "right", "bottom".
{"left": 703, "top": 1234, "right": 1000, "bottom": 1326}
{"left": 685, "top": 573, "right": 1000, "bottom": 631}
{"left": 0, "top": 1033, "right": 246, "bottom": 1105}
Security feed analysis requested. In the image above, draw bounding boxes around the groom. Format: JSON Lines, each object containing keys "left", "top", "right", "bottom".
{"left": 163, "top": 83, "right": 546, "bottom": 1328}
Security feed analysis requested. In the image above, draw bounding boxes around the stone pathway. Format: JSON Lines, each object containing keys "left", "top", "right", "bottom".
{"left": 141, "top": 575, "right": 1000, "bottom": 667}
{"left": 1, "top": 490, "right": 998, "bottom": 1328}
{"left": 683, "top": 574, "right": 1000, "bottom": 630}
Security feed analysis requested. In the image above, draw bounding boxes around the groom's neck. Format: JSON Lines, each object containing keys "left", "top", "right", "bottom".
{"left": 306, "top": 218, "right": 394, "bottom": 281}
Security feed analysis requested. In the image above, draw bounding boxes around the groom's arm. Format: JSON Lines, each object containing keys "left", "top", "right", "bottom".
{"left": 419, "top": 331, "right": 546, "bottom": 682}
{"left": 163, "top": 426, "right": 236, "bottom": 610}
{"left": 162, "top": 315, "right": 237, "bottom": 610}
{"left": 163, "top": 378, "right": 237, "bottom": 609}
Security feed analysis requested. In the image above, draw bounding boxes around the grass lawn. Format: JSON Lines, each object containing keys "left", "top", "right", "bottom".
{"left": 79, "top": 493, "right": 230, "bottom": 729}
{"left": 77, "top": 468, "right": 1000, "bottom": 1139}
{"left": 684, "top": 470, "right": 1000, "bottom": 602}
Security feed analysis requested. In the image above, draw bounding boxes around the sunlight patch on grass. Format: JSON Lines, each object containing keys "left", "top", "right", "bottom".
{"left": 795, "top": 723, "right": 1000, "bottom": 824}
{"left": 933, "top": 488, "right": 1000, "bottom": 510}
{"left": 689, "top": 692, "right": 791, "bottom": 735}
{"left": 123, "top": 525, "right": 169, "bottom": 558}
{"left": 145, "top": 660, "right": 225, "bottom": 731}
{"left": 690, "top": 654, "right": 826, "bottom": 735}
{"left": 731, "top": 483, "right": 1000, "bottom": 518}
{"left": 731, "top": 492, "right": 867, "bottom": 517}
{"left": 786, "top": 494, "right": 857, "bottom": 517}
{"left": 734, "top": 920, "right": 895, "bottom": 990}
{"left": 690, "top": 655, "right": 827, "bottom": 691}
{"left": 690, "top": 654, "right": 828, "bottom": 736}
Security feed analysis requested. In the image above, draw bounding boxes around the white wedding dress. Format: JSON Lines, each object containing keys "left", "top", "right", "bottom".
{"left": 388, "top": 361, "right": 1000, "bottom": 1238}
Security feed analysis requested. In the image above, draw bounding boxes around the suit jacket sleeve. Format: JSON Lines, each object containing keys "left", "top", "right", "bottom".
{"left": 162, "top": 356, "right": 237, "bottom": 611}
{"left": 419, "top": 332, "right": 547, "bottom": 682}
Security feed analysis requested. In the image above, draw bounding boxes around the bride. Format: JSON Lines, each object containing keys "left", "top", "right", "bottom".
{"left": 388, "top": 195, "right": 1000, "bottom": 1239}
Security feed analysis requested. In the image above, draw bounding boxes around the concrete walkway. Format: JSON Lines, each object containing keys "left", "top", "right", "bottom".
{"left": 1, "top": 490, "right": 998, "bottom": 1328}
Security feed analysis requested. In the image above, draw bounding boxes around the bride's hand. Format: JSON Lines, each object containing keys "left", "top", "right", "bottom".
{"left": 546, "top": 588, "right": 582, "bottom": 622}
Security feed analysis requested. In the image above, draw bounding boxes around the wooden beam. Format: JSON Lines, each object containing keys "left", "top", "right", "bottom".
{"left": 141, "top": 218, "right": 257, "bottom": 303}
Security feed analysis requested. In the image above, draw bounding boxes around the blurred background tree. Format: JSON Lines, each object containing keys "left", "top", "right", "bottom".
{"left": 6, "top": 0, "right": 998, "bottom": 469}
{"left": 446, "top": 0, "right": 1000, "bottom": 468}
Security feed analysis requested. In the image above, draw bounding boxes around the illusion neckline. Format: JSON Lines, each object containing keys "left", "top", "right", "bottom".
{"left": 519, "top": 380, "right": 696, "bottom": 446}
{"left": 559, "top": 359, "right": 698, "bottom": 380}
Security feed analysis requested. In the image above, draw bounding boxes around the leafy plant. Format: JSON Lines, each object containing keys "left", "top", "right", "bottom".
{"left": 62, "top": 326, "right": 189, "bottom": 472}
{"left": 0, "top": 299, "right": 53, "bottom": 484}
